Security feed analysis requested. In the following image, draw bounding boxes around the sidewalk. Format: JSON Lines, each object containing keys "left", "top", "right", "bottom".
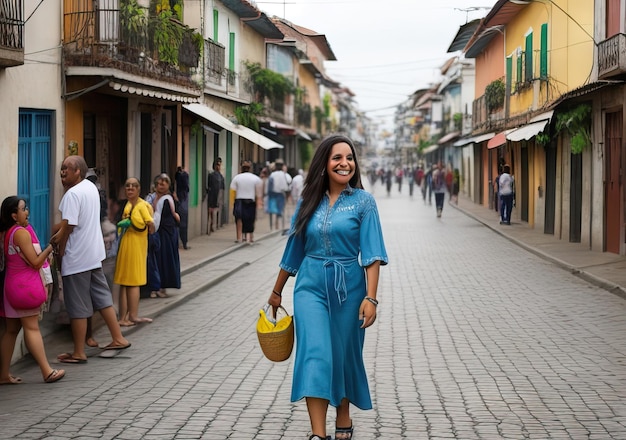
{"left": 37, "top": 208, "right": 286, "bottom": 358}
{"left": 452, "top": 195, "right": 626, "bottom": 300}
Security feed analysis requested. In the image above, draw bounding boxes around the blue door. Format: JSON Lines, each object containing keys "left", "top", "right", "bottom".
{"left": 18, "top": 111, "right": 52, "bottom": 242}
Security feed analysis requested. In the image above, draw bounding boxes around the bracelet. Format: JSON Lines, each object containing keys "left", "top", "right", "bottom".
{"left": 364, "top": 296, "right": 378, "bottom": 306}
{"left": 272, "top": 290, "right": 282, "bottom": 297}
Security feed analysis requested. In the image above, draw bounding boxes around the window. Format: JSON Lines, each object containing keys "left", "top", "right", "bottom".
{"left": 506, "top": 56, "right": 513, "bottom": 95}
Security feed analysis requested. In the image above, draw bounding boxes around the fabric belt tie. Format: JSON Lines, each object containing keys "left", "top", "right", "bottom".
{"left": 320, "top": 257, "right": 356, "bottom": 306}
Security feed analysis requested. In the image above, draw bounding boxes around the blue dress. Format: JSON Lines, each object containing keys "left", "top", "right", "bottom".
{"left": 280, "top": 186, "right": 388, "bottom": 409}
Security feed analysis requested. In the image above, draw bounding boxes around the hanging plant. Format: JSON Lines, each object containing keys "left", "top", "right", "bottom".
{"left": 536, "top": 132, "right": 550, "bottom": 147}
{"left": 485, "top": 78, "right": 505, "bottom": 112}
{"left": 244, "top": 62, "right": 294, "bottom": 105}
{"left": 233, "top": 102, "right": 264, "bottom": 131}
{"left": 555, "top": 104, "right": 591, "bottom": 154}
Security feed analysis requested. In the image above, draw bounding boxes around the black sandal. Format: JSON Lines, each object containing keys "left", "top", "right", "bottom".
{"left": 335, "top": 423, "right": 354, "bottom": 439}
{"left": 308, "top": 435, "right": 331, "bottom": 440}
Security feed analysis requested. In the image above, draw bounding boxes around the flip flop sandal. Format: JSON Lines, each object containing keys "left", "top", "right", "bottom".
{"left": 0, "top": 375, "right": 23, "bottom": 385}
{"left": 45, "top": 369, "right": 66, "bottom": 383}
{"left": 57, "top": 353, "right": 88, "bottom": 364}
{"left": 335, "top": 424, "right": 354, "bottom": 440}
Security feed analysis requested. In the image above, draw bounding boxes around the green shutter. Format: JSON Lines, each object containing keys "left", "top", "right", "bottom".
{"left": 213, "top": 9, "right": 218, "bottom": 41}
{"left": 506, "top": 56, "right": 513, "bottom": 94}
{"left": 229, "top": 32, "right": 235, "bottom": 71}
{"left": 540, "top": 23, "right": 548, "bottom": 78}
{"left": 525, "top": 32, "right": 533, "bottom": 81}
{"left": 516, "top": 54, "right": 522, "bottom": 89}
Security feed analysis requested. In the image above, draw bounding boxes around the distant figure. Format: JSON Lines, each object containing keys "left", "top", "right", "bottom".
{"left": 431, "top": 162, "right": 447, "bottom": 218}
{"left": 451, "top": 168, "right": 460, "bottom": 205}
{"left": 230, "top": 160, "right": 262, "bottom": 244}
{"left": 267, "top": 159, "right": 292, "bottom": 231}
{"left": 206, "top": 158, "right": 224, "bottom": 234}
{"left": 499, "top": 164, "right": 515, "bottom": 225}
{"left": 291, "top": 169, "right": 304, "bottom": 203}
{"left": 174, "top": 166, "right": 190, "bottom": 249}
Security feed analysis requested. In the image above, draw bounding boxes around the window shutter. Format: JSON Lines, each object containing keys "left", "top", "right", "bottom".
{"left": 525, "top": 32, "right": 533, "bottom": 81}
{"left": 506, "top": 56, "right": 513, "bottom": 94}
{"left": 516, "top": 54, "right": 523, "bottom": 90}
{"left": 228, "top": 32, "right": 236, "bottom": 85}
{"left": 213, "top": 9, "right": 219, "bottom": 41}
{"left": 540, "top": 23, "right": 548, "bottom": 78}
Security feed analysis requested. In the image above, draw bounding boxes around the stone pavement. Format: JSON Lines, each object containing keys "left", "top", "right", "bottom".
{"left": 3, "top": 187, "right": 626, "bottom": 439}
{"left": 451, "top": 196, "right": 626, "bottom": 301}
{"left": 37, "top": 191, "right": 626, "bottom": 362}
{"left": 37, "top": 207, "right": 290, "bottom": 359}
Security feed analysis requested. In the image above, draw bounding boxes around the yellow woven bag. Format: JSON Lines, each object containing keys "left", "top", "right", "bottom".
{"left": 256, "top": 305, "right": 294, "bottom": 362}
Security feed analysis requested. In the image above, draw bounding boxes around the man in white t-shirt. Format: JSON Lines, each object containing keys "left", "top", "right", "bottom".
{"left": 498, "top": 164, "right": 515, "bottom": 225}
{"left": 231, "top": 160, "right": 263, "bottom": 243}
{"left": 51, "top": 156, "right": 130, "bottom": 364}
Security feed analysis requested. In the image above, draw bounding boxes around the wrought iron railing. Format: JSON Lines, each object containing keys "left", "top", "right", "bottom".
{"left": 63, "top": 0, "right": 201, "bottom": 88}
{"left": 598, "top": 33, "right": 626, "bottom": 79}
{"left": 0, "top": 0, "right": 23, "bottom": 49}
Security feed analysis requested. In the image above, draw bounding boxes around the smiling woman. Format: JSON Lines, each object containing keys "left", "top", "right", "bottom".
{"left": 266, "top": 134, "right": 388, "bottom": 440}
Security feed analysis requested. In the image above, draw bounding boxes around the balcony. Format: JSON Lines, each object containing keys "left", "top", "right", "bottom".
{"left": 598, "top": 33, "right": 626, "bottom": 80}
{"left": 0, "top": 0, "right": 24, "bottom": 68}
{"left": 63, "top": 0, "right": 201, "bottom": 90}
{"left": 472, "top": 94, "right": 505, "bottom": 132}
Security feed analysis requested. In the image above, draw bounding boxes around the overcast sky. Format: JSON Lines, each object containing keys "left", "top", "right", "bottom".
{"left": 255, "top": 0, "right": 492, "bottom": 132}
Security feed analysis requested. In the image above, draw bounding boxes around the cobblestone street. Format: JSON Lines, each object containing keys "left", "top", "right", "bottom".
{"left": 2, "top": 189, "right": 625, "bottom": 439}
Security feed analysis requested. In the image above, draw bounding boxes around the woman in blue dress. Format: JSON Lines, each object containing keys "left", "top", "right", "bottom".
{"left": 268, "top": 134, "right": 388, "bottom": 440}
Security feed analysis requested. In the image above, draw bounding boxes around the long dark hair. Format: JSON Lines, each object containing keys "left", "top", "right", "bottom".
{"left": 0, "top": 196, "right": 21, "bottom": 232}
{"left": 293, "top": 134, "right": 363, "bottom": 236}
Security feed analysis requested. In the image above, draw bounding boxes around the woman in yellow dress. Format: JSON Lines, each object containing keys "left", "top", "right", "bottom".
{"left": 114, "top": 177, "right": 155, "bottom": 326}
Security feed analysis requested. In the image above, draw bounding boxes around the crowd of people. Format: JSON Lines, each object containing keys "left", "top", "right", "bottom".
{"left": 0, "top": 156, "right": 187, "bottom": 380}
{"left": 368, "top": 162, "right": 461, "bottom": 218}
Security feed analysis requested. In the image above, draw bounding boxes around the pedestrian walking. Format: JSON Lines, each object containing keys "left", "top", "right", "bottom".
{"left": 230, "top": 160, "right": 262, "bottom": 244}
{"left": 432, "top": 162, "right": 447, "bottom": 217}
{"left": 206, "top": 159, "right": 224, "bottom": 234}
{"left": 267, "top": 159, "right": 292, "bottom": 231}
{"left": 0, "top": 196, "right": 65, "bottom": 383}
{"left": 50, "top": 155, "right": 130, "bottom": 364}
{"left": 267, "top": 134, "right": 388, "bottom": 440}
{"left": 499, "top": 164, "right": 515, "bottom": 225}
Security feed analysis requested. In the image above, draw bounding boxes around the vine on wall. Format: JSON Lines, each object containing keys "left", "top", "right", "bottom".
{"left": 555, "top": 104, "right": 591, "bottom": 154}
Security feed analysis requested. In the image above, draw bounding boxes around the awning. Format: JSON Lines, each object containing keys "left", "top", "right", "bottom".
{"left": 506, "top": 120, "right": 549, "bottom": 142}
{"left": 183, "top": 104, "right": 283, "bottom": 150}
{"left": 421, "top": 144, "right": 440, "bottom": 154}
{"left": 453, "top": 132, "right": 496, "bottom": 147}
{"left": 487, "top": 129, "right": 516, "bottom": 149}
{"left": 230, "top": 124, "right": 284, "bottom": 150}
{"left": 487, "top": 131, "right": 506, "bottom": 149}
{"left": 260, "top": 118, "right": 312, "bottom": 141}
{"left": 438, "top": 131, "right": 461, "bottom": 145}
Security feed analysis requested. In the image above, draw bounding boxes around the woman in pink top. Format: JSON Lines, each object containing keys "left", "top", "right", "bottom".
{"left": 0, "top": 196, "right": 65, "bottom": 384}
